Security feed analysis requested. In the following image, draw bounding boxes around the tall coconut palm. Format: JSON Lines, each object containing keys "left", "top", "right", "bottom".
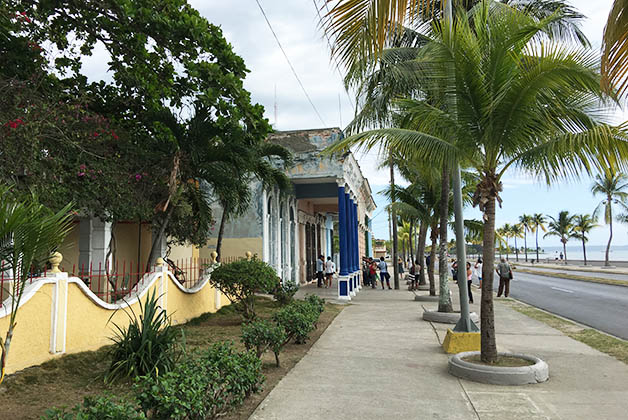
{"left": 519, "top": 214, "right": 533, "bottom": 262}
{"left": 572, "top": 214, "right": 598, "bottom": 266}
{"left": 591, "top": 172, "right": 628, "bottom": 266}
{"left": 544, "top": 211, "right": 576, "bottom": 264}
{"left": 500, "top": 224, "right": 513, "bottom": 260}
{"left": 511, "top": 223, "right": 524, "bottom": 262}
{"left": 327, "top": 3, "right": 628, "bottom": 362}
{"left": 531, "top": 213, "right": 547, "bottom": 262}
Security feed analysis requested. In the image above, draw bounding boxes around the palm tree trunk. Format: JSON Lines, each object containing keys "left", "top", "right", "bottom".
{"left": 605, "top": 218, "right": 613, "bottom": 267}
{"left": 390, "top": 158, "right": 399, "bottom": 289}
{"left": 563, "top": 241, "right": 568, "bottom": 265}
{"left": 409, "top": 220, "right": 414, "bottom": 264}
{"left": 438, "top": 167, "right": 453, "bottom": 312}
{"left": 514, "top": 236, "right": 519, "bottom": 262}
{"left": 524, "top": 229, "right": 528, "bottom": 262}
{"left": 582, "top": 237, "right": 587, "bottom": 266}
{"left": 481, "top": 195, "right": 498, "bottom": 363}
{"left": 216, "top": 204, "right": 229, "bottom": 262}
{"left": 417, "top": 222, "right": 428, "bottom": 286}
{"left": 535, "top": 226, "right": 540, "bottom": 262}
{"left": 429, "top": 221, "right": 437, "bottom": 296}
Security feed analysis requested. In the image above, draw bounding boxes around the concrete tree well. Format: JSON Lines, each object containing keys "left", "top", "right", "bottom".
{"left": 448, "top": 351, "right": 549, "bottom": 385}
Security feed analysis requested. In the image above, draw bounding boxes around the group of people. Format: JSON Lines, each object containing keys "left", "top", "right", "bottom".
{"left": 450, "top": 257, "right": 513, "bottom": 303}
{"left": 363, "top": 256, "right": 393, "bottom": 290}
{"left": 316, "top": 255, "right": 336, "bottom": 288}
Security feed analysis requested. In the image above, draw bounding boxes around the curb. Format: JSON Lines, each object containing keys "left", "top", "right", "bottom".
{"left": 448, "top": 351, "right": 549, "bottom": 385}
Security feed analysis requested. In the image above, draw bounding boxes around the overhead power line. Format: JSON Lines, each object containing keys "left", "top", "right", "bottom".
{"left": 254, "top": 0, "right": 326, "bottom": 127}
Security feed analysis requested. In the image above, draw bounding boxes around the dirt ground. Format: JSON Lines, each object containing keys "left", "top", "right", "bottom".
{"left": 0, "top": 297, "right": 343, "bottom": 420}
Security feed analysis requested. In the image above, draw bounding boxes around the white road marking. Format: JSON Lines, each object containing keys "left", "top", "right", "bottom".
{"left": 551, "top": 286, "right": 574, "bottom": 294}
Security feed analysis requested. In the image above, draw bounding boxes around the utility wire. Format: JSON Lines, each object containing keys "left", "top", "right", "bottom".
{"left": 254, "top": 0, "right": 326, "bottom": 127}
{"left": 311, "top": 0, "right": 356, "bottom": 114}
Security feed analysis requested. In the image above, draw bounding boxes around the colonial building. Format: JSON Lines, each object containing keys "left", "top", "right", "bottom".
{"left": 209, "top": 128, "right": 376, "bottom": 300}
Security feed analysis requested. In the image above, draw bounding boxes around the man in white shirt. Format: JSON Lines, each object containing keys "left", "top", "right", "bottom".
{"left": 325, "top": 256, "right": 335, "bottom": 288}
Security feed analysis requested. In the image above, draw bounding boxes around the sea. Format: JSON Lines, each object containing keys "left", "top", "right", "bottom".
{"left": 499, "top": 245, "right": 628, "bottom": 262}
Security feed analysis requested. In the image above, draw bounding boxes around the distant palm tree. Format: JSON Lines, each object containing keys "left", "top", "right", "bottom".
{"left": 592, "top": 172, "right": 628, "bottom": 266}
{"left": 511, "top": 223, "right": 524, "bottom": 262}
{"left": 572, "top": 214, "right": 598, "bottom": 266}
{"left": 531, "top": 213, "right": 547, "bottom": 263}
{"left": 500, "top": 224, "right": 513, "bottom": 260}
{"left": 519, "top": 214, "right": 533, "bottom": 262}
{"left": 544, "top": 211, "right": 576, "bottom": 264}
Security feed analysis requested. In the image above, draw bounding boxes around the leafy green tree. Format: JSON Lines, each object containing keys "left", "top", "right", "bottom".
{"left": 591, "top": 172, "right": 628, "bottom": 266}
{"left": 519, "top": 214, "right": 533, "bottom": 262}
{"left": 531, "top": 213, "right": 547, "bottom": 263}
{"left": 544, "top": 211, "right": 576, "bottom": 264}
{"left": 572, "top": 214, "right": 598, "bottom": 266}
{"left": 326, "top": 2, "right": 628, "bottom": 362}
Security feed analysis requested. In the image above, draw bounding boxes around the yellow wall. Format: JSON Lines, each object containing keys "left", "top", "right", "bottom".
{"left": 205, "top": 237, "right": 263, "bottom": 260}
{"left": 114, "top": 222, "right": 153, "bottom": 270}
{"left": 0, "top": 267, "right": 226, "bottom": 375}
{"left": 58, "top": 222, "right": 80, "bottom": 273}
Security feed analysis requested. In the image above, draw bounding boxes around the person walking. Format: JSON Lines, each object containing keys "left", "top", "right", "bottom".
{"left": 474, "top": 258, "right": 483, "bottom": 289}
{"left": 378, "top": 257, "right": 392, "bottom": 290}
{"left": 325, "top": 256, "right": 335, "bottom": 288}
{"left": 466, "top": 262, "right": 474, "bottom": 304}
{"left": 398, "top": 257, "right": 404, "bottom": 277}
{"left": 316, "top": 255, "right": 325, "bottom": 288}
{"left": 451, "top": 259, "right": 458, "bottom": 282}
{"left": 369, "top": 258, "right": 378, "bottom": 288}
{"left": 496, "top": 257, "right": 513, "bottom": 297}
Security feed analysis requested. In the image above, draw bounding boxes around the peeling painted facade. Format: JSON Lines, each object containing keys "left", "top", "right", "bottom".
{"left": 210, "top": 128, "right": 376, "bottom": 295}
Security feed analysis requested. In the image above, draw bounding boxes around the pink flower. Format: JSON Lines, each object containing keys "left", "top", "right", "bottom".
{"left": 135, "top": 174, "right": 142, "bottom": 181}
{"left": 77, "top": 172, "right": 85, "bottom": 177}
{"left": 79, "top": 164, "right": 86, "bottom": 170}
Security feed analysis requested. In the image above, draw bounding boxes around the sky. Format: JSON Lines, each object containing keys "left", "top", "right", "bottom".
{"left": 83, "top": 0, "right": 626, "bottom": 247}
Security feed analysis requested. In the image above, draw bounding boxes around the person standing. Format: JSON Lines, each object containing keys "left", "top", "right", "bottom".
{"left": 496, "top": 257, "right": 512, "bottom": 297}
{"left": 316, "top": 255, "right": 324, "bottom": 288}
{"left": 466, "top": 262, "right": 474, "bottom": 304}
{"left": 369, "top": 258, "right": 377, "bottom": 288}
{"left": 378, "top": 257, "right": 392, "bottom": 290}
{"left": 398, "top": 257, "right": 404, "bottom": 276}
{"left": 325, "top": 256, "right": 335, "bottom": 288}
{"left": 474, "top": 258, "right": 483, "bottom": 289}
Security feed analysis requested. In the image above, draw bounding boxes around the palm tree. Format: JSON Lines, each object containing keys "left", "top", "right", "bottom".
{"left": 0, "top": 188, "right": 73, "bottom": 384}
{"left": 326, "top": 3, "right": 628, "bottom": 362}
{"left": 500, "top": 224, "right": 513, "bottom": 260}
{"left": 591, "top": 172, "right": 628, "bottom": 266}
{"left": 519, "top": 214, "right": 533, "bottom": 262}
{"left": 602, "top": 0, "right": 628, "bottom": 98}
{"left": 544, "top": 211, "right": 576, "bottom": 264}
{"left": 572, "top": 214, "right": 598, "bottom": 266}
{"left": 531, "top": 213, "right": 547, "bottom": 263}
{"left": 511, "top": 223, "right": 524, "bottom": 262}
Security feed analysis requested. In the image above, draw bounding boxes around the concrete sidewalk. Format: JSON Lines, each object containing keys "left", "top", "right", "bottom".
{"left": 250, "top": 284, "right": 628, "bottom": 419}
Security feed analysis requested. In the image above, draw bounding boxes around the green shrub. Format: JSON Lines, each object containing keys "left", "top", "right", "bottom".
{"left": 105, "top": 289, "right": 181, "bottom": 382}
{"left": 305, "top": 294, "right": 325, "bottom": 315}
{"left": 134, "top": 342, "right": 264, "bottom": 420}
{"left": 273, "top": 300, "right": 318, "bottom": 345}
{"left": 241, "top": 319, "right": 287, "bottom": 366}
{"left": 272, "top": 281, "right": 299, "bottom": 305}
{"left": 209, "top": 256, "right": 277, "bottom": 320}
{"left": 42, "top": 395, "right": 146, "bottom": 420}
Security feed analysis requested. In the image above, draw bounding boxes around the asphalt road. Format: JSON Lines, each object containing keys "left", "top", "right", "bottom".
{"left": 476, "top": 272, "right": 628, "bottom": 340}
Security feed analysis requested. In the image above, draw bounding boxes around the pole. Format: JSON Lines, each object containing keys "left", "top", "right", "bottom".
{"left": 444, "top": 0, "right": 478, "bottom": 332}
{"left": 390, "top": 154, "right": 399, "bottom": 289}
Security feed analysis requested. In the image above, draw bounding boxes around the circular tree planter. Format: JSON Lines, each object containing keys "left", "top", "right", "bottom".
{"left": 413, "top": 294, "right": 439, "bottom": 302}
{"left": 448, "top": 351, "right": 549, "bottom": 385}
{"left": 422, "top": 310, "right": 478, "bottom": 324}
{"left": 417, "top": 284, "right": 430, "bottom": 291}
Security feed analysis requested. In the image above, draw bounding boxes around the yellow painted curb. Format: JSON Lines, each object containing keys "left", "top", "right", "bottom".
{"left": 442, "top": 329, "right": 480, "bottom": 354}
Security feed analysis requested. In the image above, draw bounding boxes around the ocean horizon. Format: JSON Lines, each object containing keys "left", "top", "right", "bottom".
{"left": 495, "top": 244, "right": 628, "bottom": 262}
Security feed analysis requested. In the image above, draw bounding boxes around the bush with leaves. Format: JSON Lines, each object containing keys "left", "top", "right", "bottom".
{"left": 305, "top": 294, "right": 325, "bottom": 316}
{"left": 241, "top": 319, "right": 287, "bottom": 367}
{"left": 272, "top": 280, "right": 299, "bottom": 305}
{"left": 105, "top": 289, "right": 181, "bottom": 382}
{"left": 273, "top": 300, "right": 319, "bottom": 345}
{"left": 134, "top": 342, "right": 263, "bottom": 420}
{"left": 42, "top": 395, "right": 146, "bottom": 420}
{"left": 209, "top": 257, "right": 278, "bottom": 320}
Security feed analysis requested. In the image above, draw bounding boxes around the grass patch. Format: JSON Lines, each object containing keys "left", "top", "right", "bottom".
{"left": 0, "top": 296, "right": 344, "bottom": 420}
{"left": 515, "top": 268, "right": 628, "bottom": 288}
{"left": 505, "top": 300, "right": 628, "bottom": 365}
{"left": 462, "top": 354, "right": 534, "bottom": 367}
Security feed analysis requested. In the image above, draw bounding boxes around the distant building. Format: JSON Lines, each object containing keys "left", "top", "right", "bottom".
{"left": 374, "top": 239, "right": 387, "bottom": 260}
{"left": 209, "top": 128, "right": 376, "bottom": 300}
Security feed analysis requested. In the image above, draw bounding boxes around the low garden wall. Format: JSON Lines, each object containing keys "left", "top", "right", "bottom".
{"left": 0, "top": 259, "right": 228, "bottom": 375}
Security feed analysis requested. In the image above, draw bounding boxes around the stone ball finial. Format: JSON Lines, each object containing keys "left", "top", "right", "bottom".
{"left": 245, "top": 251, "right": 252, "bottom": 260}
{"left": 156, "top": 257, "right": 165, "bottom": 267}
{"left": 49, "top": 252, "right": 63, "bottom": 273}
